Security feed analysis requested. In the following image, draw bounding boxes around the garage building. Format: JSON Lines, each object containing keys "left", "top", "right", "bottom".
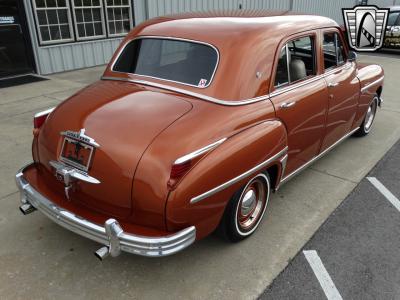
{"left": 0, "top": 0, "right": 398, "bottom": 79}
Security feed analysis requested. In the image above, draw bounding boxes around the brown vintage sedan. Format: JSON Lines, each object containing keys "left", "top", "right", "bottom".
{"left": 16, "top": 11, "right": 384, "bottom": 259}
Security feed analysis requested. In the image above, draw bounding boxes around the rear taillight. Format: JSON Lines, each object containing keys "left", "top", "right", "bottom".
{"left": 167, "top": 138, "right": 227, "bottom": 190}
{"left": 168, "top": 160, "right": 193, "bottom": 190}
{"left": 33, "top": 107, "right": 55, "bottom": 129}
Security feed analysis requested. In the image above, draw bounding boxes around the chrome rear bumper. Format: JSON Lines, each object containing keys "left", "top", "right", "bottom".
{"left": 15, "top": 163, "right": 196, "bottom": 258}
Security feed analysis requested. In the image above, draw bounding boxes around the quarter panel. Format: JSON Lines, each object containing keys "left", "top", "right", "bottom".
{"left": 165, "top": 120, "right": 287, "bottom": 240}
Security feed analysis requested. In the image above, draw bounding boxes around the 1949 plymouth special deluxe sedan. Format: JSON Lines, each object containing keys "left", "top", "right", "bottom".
{"left": 16, "top": 11, "right": 384, "bottom": 259}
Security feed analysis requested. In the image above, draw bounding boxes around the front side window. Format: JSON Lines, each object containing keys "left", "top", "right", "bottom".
{"left": 323, "top": 32, "right": 346, "bottom": 70}
{"left": 33, "top": 0, "right": 74, "bottom": 45}
{"left": 113, "top": 38, "right": 219, "bottom": 88}
{"left": 274, "top": 35, "right": 316, "bottom": 88}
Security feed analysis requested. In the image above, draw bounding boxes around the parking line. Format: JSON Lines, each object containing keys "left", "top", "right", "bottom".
{"left": 303, "top": 250, "right": 343, "bottom": 300}
{"left": 367, "top": 177, "right": 400, "bottom": 212}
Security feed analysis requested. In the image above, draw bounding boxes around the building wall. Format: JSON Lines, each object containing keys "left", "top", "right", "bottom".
{"left": 23, "top": 0, "right": 147, "bottom": 75}
{"left": 25, "top": 0, "right": 400, "bottom": 75}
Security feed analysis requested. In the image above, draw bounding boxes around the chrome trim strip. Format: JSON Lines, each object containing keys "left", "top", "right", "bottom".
{"left": 110, "top": 35, "right": 220, "bottom": 89}
{"left": 190, "top": 147, "right": 288, "bottom": 204}
{"left": 103, "top": 60, "right": 359, "bottom": 105}
{"left": 281, "top": 127, "right": 360, "bottom": 184}
{"left": 174, "top": 138, "right": 227, "bottom": 165}
{"left": 361, "top": 76, "right": 384, "bottom": 93}
{"left": 16, "top": 164, "right": 196, "bottom": 257}
{"left": 101, "top": 76, "right": 270, "bottom": 106}
{"left": 34, "top": 107, "right": 55, "bottom": 118}
{"left": 270, "top": 75, "right": 324, "bottom": 98}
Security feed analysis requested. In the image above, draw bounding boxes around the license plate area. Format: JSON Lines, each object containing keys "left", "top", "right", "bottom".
{"left": 59, "top": 137, "right": 94, "bottom": 172}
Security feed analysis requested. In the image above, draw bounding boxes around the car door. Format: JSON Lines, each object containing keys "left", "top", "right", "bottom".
{"left": 320, "top": 30, "right": 359, "bottom": 152}
{"left": 270, "top": 32, "right": 329, "bottom": 177}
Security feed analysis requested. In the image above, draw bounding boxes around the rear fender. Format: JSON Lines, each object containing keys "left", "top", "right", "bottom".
{"left": 166, "top": 120, "right": 288, "bottom": 239}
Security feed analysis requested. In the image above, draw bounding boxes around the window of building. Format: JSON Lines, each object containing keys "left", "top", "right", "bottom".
{"left": 113, "top": 38, "right": 219, "bottom": 88}
{"left": 72, "top": 0, "right": 106, "bottom": 40}
{"left": 274, "top": 35, "right": 316, "bottom": 88}
{"left": 323, "top": 32, "right": 346, "bottom": 70}
{"left": 33, "top": 0, "right": 74, "bottom": 45}
{"left": 32, "top": 0, "right": 133, "bottom": 45}
{"left": 105, "top": 0, "right": 132, "bottom": 36}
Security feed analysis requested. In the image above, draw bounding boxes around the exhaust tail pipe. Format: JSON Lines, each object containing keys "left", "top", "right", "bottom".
{"left": 94, "top": 246, "right": 110, "bottom": 260}
{"left": 19, "top": 204, "right": 36, "bottom": 215}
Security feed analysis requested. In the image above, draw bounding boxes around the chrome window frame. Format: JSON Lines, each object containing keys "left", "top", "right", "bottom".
{"left": 104, "top": 0, "right": 133, "bottom": 37}
{"left": 111, "top": 36, "right": 220, "bottom": 89}
{"left": 71, "top": 0, "right": 107, "bottom": 41}
{"left": 32, "top": 0, "right": 75, "bottom": 45}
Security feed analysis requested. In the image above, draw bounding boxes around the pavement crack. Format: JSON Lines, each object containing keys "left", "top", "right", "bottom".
{"left": 0, "top": 190, "right": 18, "bottom": 201}
{"left": 309, "top": 168, "right": 358, "bottom": 184}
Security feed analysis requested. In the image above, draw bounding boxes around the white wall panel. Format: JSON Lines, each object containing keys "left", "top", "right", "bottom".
{"left": 26, "top": 0, "right": 400, "bottom": 75}
{"left": 367, "top": 0, "right": 396, "bottom": 7}
{"left": 292, "top": 0, "right": 355, "bottom": 24}
{"left": 35, "top": 39, "right": 124, "bottom": 75}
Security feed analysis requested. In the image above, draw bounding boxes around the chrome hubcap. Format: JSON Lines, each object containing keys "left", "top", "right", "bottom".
{"left": 236, "top": 175, "right": 269, "bottom": 233}
{"left": 364, "top": 98, "right": 377, "bottom": 132}
{"left": 241, "top": 189, "right": 257, "bottom": 216}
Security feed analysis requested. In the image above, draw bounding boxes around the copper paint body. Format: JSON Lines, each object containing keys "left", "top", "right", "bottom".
{"left": 23, "top": 11, "right": 384, "bottom": 241}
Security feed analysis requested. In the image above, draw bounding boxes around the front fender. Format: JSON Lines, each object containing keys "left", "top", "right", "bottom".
{"left": 166, "top": 120, "right": 288, "bottom": 239}
{"left": 353, "top": 63, "right": 384, "bottom": 128}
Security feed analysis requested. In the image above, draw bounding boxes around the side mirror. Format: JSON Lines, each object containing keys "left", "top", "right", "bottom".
{"left": 348, "top": 51, "right": 357, "bottom": 62}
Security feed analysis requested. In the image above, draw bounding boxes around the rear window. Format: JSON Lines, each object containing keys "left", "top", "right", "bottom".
{"left": 112, "top": 38, "right": 219, "bottom": 88}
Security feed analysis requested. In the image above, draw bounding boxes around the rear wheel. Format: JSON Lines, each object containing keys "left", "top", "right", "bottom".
{"left": 354, "top": 94, "right": 378, "bottom": 137}
{"left": 218, "top": 172, "right": 271, "bottom": 242}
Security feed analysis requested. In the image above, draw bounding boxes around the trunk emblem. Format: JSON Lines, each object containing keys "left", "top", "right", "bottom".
{"left": 61, "top": 128, "right": 100, "bottom": 148}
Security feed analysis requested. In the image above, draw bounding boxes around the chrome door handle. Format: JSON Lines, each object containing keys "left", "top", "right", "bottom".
{"left": 328, "top": 82, "right": 339, "bottom": 88}
{"left": 280, "top": 101, "right": 296, "bottom": 109}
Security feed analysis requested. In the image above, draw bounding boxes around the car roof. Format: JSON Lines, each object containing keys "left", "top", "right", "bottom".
{"left": 109, "top": 11, "right": 340, "bottom": 102}
{"left": 134, "top": 10, "right": 338, "bottom": 40}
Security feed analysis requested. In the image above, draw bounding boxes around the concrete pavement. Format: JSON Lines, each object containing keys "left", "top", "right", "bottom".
{"left": 261, "top": 139, "right": 400, "bottom": 300}
{"left": 0, "top": 54, "right": 399, "bottom": 299}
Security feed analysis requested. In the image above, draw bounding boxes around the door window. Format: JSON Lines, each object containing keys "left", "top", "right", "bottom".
{"left": 274, "top": 35, "right": 316, "bottom": 88}
{"left": 323, "top": 32, "right": 346, "bottom": 70}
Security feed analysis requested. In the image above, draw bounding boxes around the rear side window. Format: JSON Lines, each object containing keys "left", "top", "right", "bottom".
{"left": 274, "top": 35, "right": 316, "bottom": 87}
{"left": 113, "top": 38, "right": 219, "bottom": 88}
{"left": 323, "top": 32, "right": 346, "bottom": 70}
{"left": 274, "top": 46, "right": 289, "bottom": 87}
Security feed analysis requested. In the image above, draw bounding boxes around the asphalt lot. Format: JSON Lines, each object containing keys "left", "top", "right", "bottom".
{"left": 0, "top": 53, "right": 399, "bottom": 299}
{"left": 261, "top": 138, "right": 400, "bottom": 300}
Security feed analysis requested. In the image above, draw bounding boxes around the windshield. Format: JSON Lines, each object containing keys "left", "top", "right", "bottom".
{"left": 112, "top": 38, "right": 219, "bottom": 88}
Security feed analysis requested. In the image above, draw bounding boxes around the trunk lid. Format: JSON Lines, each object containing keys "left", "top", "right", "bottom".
{"left": 37, "top": 80, "right": 192, "bottom": 218}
